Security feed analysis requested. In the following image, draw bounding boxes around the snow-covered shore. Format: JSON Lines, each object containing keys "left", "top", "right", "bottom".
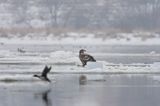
{"left": 0, "top": 32, "right": 160, "bottom": 45}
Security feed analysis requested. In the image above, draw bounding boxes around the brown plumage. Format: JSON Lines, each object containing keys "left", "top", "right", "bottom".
{"left": 79, "top": 49, "right": 96, "bottom": 67}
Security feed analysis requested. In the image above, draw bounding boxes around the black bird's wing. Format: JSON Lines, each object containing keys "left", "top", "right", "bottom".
{"left": 41, "top": 66, "right": 51, "bottom": 77}
{"left": 47, "top": 66, "right": 52, "bottom": 71}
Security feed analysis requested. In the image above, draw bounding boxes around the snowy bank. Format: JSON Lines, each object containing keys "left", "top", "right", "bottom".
{"left": 0, "top": 32, "right": 160, "bottom": 45}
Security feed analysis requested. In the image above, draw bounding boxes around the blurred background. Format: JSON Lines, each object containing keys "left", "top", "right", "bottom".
{"left": 0, "top": 0, "right": 160, "bottom": 40}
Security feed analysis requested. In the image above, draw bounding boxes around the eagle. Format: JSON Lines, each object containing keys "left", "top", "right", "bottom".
{"left": 79, "top": 49, "right": 96, "bottom": 67}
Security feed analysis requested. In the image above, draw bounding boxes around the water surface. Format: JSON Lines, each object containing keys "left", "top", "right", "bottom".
{"left": 1, "top": 74, "right": 160, "bottom": 106}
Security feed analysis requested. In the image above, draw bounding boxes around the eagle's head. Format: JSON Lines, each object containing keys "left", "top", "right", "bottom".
{"left": 79, "top": 49, "right": 86, "bottom": 54}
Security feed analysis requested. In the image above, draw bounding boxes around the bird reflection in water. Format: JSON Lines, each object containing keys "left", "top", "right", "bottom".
{"left": 34, "top": 89, "right": 52, "bottom": 106}
{"left": 79, "top": 75, "right": 87, "bottom": 85}
{"left": 42, "top": 90, "right": 52, "bottom": 106}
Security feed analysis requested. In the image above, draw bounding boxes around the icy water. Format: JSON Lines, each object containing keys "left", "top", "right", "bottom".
{"left": 0, "top": 44, "right": 160, "bottom": 106}
{"left": 1, "top": 74, "right": 160, "bottom": 106}
{"left": 0, "top": 44, "right": 160, "bottom": 64}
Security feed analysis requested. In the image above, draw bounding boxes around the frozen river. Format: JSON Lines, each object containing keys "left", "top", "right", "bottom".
{"left": 0, "top": 44, "right": 160, "bottom": 106}
{"left": 0, "top": 44, "right": 160, "bottom": 64}
{"left": 0, "top": 44, "right": 159, "bottom": 74}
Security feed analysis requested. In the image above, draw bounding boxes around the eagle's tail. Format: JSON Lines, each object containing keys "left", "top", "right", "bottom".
{"left": 90, "top": 56, "right": 96, "bottom": 62}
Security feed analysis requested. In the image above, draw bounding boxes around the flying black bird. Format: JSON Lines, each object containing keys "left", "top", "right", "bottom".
{"left": 79, "top": 49, "right": 96, "bottom": 67}
{"left": 33, "top": 65, "right": 52, "bottom": 82}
